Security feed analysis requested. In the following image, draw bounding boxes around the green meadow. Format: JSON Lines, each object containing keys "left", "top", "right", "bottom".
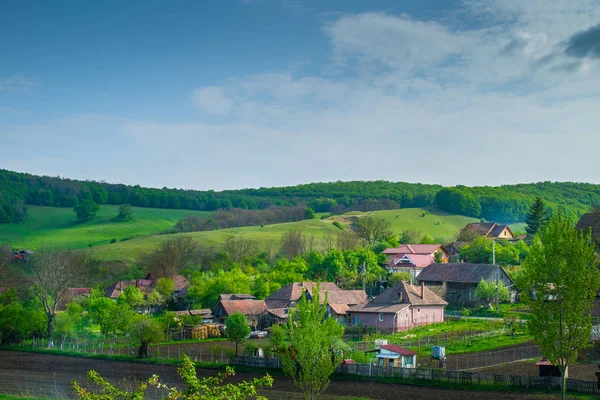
{"left": 0, "top": 205, "right": 525, "bottom": 265}
{"left": 0, "top": 205, "right": 211, "bottom": 250}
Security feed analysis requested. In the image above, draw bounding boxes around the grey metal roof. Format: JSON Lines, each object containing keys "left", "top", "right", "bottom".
{"left": 417, "top": 263, "right": 512, "bottom": 284}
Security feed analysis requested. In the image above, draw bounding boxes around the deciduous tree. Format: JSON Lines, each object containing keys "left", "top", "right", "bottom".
{"left": 280, "top": 284, "right": 344, "bottom": 400}
{"left": 352, "top": 216, "right": 393, "bottom": 245}
{"left": 128, "top": 314, "right": 164, "bottom": 358}
{"left": 474, "top": 278, "right": 509, "bottom": 308}
{"left": 115, "top": 204, "right": 134, "bottom": 221}
{"left": 521, "top": 212, "right": 600, "bottom": 400}
{"left": 226, "top": 312, "right": 251, "bottom": 357}
{"left": 25, "top": 246, "right": 91, "bottom": 338}
{"left": 73, "top": 199, "right": 99, "bottom": 220}
{"left": 141, "top": 236, "right": 200, "bottom": 278}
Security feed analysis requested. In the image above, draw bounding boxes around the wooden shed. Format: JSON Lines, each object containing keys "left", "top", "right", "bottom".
{"left": 536, "top": 358, "right": 563, "bottom": 377}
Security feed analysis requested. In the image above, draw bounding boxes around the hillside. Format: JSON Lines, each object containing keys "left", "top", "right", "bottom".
{"left": 2, "top": 169, "right": 599, "bottom": 225}
{"left": 0, "top": 205, "right": 211, "bottom": 250}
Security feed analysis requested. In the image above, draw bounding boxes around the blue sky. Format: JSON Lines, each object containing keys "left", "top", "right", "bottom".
{"left": 2, "top": 0, "right": 600, "bottom": 190}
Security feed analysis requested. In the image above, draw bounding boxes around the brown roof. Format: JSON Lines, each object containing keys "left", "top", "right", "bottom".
{"left": 379, "top": 344, "right": 417, "bottom": 356}
{"left": 104, "top": 279, "right": 153, "bottom": 299}
{"left": 265, "top": 282, "right": 366, "bottom": 307}
{"left": 464, "top": 223, "right": 514, "bottom": 239}
{"left": 175, "top": 309, "right": 212, "bottom": 316}
{"left": 219, "top": 294, "right": 257, "bottom": 301}
{"left": 576, "top": 213, "right": 600, "bottom": 243}
{"left": 329, "top": 303, "right": 351, "bottom": 315}
{"left": 371, "top": 281, "right": 447, "bottom": 306}
{"left": 417, "top": 263, "right": 513, "bottom": 284}
{"left": 266, "top": 308, "right": 289, "bottom": 319}
{"left": 218, "top": 300, "right": 267, "bottom": 316}
{"left": 350, "top": 281, "right": 446, "bottom": 314}
{"left": 66, "top": 288, "right": 91, "bottom": 297}
{"left": 172, "top": 275, "right": 190, "bottom": 292}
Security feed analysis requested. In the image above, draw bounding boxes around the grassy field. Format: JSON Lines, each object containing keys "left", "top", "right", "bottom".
{"left": 0, "top": 205, "right": 523, "bottom": 265}
{"left": 0, "top": 205, "right": 211, "bottom": 250}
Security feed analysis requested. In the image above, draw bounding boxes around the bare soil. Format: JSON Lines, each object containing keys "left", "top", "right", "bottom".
{"left": 476, "top": 360, "right": 600, "bottom": 381}
{"left": 0, "top": 350, "right": 587, "bottom": 399}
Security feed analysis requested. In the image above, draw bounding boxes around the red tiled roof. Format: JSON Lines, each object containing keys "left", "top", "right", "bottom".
{"left": 390, "top": 253, "right": 435, "bottom": 268}
{"left": 329, "top": 303, "right": 350, "bottom": 315}
{"left": 379, "top": 344, "right": 417, "bottom": 356}
{"left": 350, "top": 281, "right": 447, "bottom": 314}
{"left": 383, "top": 244, "right": 444, "bottom": 256}
{"left": 265, "top": 282, "right": 366, "bottom": 307}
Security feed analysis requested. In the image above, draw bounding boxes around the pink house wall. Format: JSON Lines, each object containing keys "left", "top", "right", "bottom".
{"left": 351, "top": 305, "right": 445, "bottom": 332}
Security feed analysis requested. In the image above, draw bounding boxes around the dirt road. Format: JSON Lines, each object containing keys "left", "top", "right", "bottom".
{"left": 0, "top": 350, "right": 582, "bottom": 399}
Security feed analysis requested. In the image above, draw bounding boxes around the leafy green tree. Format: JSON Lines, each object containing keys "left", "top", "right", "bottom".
{"left": 387, "top": 271, "right": 412, "bottom": 286}
{"left": 73, "top": 199, "right": 99, "bottom": 220}
{"left": 304, "top": 207, "right": 315, "bottom": 219}
{"left": 128, "top": 314, "right": 164, "bottom": 358}
{"left": 474, "top": 278, "right": 509, "bottom": 307}
{"left": 280, "top": 284, "right": 344, "bottom": 400}
{"left": 118, "top": 286, "right": 145, "bottom": 308}
{"left": 269, "top": 324, "right": 286, "bottom": 353}
{"left": 521, "top": 212, "right": 600, "bottom": 400}
{"left": 420, "top": 233, "right": 435, "bottom": 244}
{"left": 72, "top": 355, "right": 273, "bottom": 400}
{"left": 525, "top": 196, "right": 549, "bottom": 237}
{"left": 225, "top": 312, "right": 251, "bottom": 356}
{"left": 115, "top": 204, "right": 134, "bottom": 221}
{"left": 187, "top": 268, "right": 253, "bottom": 307}
{"left": 155, "top": 277, "right": 176, "bottom": 299}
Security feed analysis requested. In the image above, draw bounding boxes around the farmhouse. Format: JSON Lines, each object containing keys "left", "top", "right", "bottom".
{"left": 382, "top": 244, "right": 448, "bottom": 278}
{"left": 461, "top": 222, "right": 515, "bottom": 240}
{"left": 376, "top": 344, "right": 417, "bottom": 368}
{"left": 104, "top": 274, "right": 189, "bottom": 301}
{"left": 349, "top": 281, "right": 447, "bottom": 332}
{"left": 212, "top": 299, "right": 268, "bottom": 330}
{"left": 417, "top": 263, "right": 515, "bottom": 305}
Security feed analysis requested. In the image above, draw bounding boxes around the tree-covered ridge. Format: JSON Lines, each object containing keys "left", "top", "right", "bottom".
{"left": 1, "top": 168, "right": 599, "bottom": 224}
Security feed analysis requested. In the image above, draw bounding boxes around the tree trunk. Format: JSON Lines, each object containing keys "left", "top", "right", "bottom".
{"left": 46, "top": 313, "right": 55, "bottom": 340}
{"left": 138, "top": 340, "right": 149, "bottom": 358}
{"left": 560, "top": 365, "right": 567, "bottom": 400}
{"left": 235, "top": 340, "right": 238, "bottom": 357}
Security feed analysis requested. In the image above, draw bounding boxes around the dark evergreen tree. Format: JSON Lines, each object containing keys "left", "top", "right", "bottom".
{"left": 525, "top": 196, "right": 549, "bottom": 237}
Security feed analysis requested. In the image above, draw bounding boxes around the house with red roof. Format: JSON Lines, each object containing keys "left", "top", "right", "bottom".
{"left": 349, "top": 281, "right": 447, "bottom": 332}
{"left": 212, "top": 299, "right": 268, "bottom": 330}
{"left": 376, "top": 344, "right": 417, "bottom": 368}
{"left": 382, "top": 244, "right": 448, "bottom": 278}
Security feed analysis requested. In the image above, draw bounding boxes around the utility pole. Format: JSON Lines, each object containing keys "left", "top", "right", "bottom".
{"left": 493, "top": 240, "right": 499, "bottom": 315}
{"left": 362, "top": 261, "right": 366, "bottom": 293}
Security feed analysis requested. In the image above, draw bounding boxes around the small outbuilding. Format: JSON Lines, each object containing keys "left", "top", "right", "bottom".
{"left": 376, "top": 344, "right": 417, "bottom": 368}
{"left": 536, "top": 358, "right": 563, "bottom": 377}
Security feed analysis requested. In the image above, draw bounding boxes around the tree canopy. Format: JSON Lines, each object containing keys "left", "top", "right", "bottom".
{"left": 521, "top": 212, "right": 600, "bottom": 400}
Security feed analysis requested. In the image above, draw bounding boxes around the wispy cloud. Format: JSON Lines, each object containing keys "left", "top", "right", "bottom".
{"left": 192, "top": 86, "right": 234, "bottom": 115}
{"left": 0, "top": 75, "right": 38, "bottom": 93}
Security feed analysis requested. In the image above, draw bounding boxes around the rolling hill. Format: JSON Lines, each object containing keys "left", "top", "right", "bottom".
{"left": 0, "top": 204, "right": 501, "bottom": 265}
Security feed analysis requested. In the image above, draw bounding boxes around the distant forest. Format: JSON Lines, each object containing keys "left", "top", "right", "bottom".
{"left": 1, "top": 168, "right": 599, "bottom": 224}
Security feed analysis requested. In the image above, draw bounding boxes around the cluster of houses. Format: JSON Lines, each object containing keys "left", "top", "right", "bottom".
{"left": 62, "top": 221, "right": 524, "bottom": 334}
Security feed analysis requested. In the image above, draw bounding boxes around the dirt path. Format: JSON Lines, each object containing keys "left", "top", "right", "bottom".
{"left": 0, "top": 350, "right": 582, "bottom": 399}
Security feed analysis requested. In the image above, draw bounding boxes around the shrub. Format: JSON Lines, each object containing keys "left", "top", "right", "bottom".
{"left": 244, "top": 342, "right": 259, "bottom": 357}
{"left": 332, "top": 221, "right": 344, "bottom": 230}
{"left": 110, "top": 238, "right": 117, "bottom": 244}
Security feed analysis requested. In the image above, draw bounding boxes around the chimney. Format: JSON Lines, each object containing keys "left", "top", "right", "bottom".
{"left": 420, "top": 281, "right": 424, "bottom": 298}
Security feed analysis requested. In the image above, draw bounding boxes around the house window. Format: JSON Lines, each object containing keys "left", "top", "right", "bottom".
{"left": 417, "top": 308, "right": 421, "bottom": 313}
{"left": 378, "top": 313, "right": 384, "bottom": 321}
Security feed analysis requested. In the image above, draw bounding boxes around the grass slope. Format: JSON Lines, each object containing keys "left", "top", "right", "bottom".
{"left": 0, "top": 205, "right": 522, "bottom": 266}
{"left": 91, "top": 208, "right": 480, "bottom": 264}
{"left": 0, "top": 205, "right": 211, "bottom": 250}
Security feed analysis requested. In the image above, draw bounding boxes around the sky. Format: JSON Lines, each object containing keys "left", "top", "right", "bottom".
{"left": 1, "top": 0, "right": 600, "bottom": 191}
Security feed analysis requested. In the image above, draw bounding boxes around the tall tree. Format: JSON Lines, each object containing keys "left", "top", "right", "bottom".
{"left": 128, "top": 314, "right": 163, "bottom": 358}
{"left": 525, "top": 196, "right": 549, "bottom": 237}
{"left": 25, "top": 247, "right": 91, "bottom": 338}
{"left": 280, "top": 284, "right": 344, "bottom": 400}
{"left": 225, "top": 312, "right": 251, "bottom": 356}
{"left": 73, "top": 199, "right": 99, "bottom": 221}
{"left": 352, "top": 216, "right": 393, "bottom": 245}
{"left": 521, "top": 212, "right": 600, "bottom": 400}
{"left": 141, "top": 236, "right": 200, "bottom": 278}
{"left": 115, "top": 204, "right": 134, "bottom": 221}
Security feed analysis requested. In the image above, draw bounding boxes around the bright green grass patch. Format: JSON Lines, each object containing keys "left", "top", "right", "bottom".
{"left": 325, "top": 208, "right": 480, "bottom": 242}
{"left": 0, "top": 205, "right": 211, "bottom": 250}
{"left": 0, "top": 396, "right": 45, "bottom": 400}
{"left": 385, "top": 318, "right": 506, "bottom": 340}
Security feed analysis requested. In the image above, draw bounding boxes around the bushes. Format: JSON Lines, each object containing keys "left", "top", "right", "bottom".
{"left": 332, "top": 221, "right": 344, "bottom": 230}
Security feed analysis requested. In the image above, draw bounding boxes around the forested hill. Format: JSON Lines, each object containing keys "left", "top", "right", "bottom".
{"left": 0, "top": 168, "right": 599, "bottom": 224}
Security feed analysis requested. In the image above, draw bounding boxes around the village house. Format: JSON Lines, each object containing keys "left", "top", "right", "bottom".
{"left": 461, "top": 222, "right": 515, "bottom": 240}
{"left": 264, "top": 282, "right": 367, "bottom": 325}
{"left": 349, "top": 281, "right": 447, "bottom": 332}
{"left": 382, "top": 244, "right": 449, "bottom": 278}
{"left": 212, "top": 299, "right": 268, "bottom": 330}
{"left": 417, "top": 263, "right": 515, "bottom": 305}
{"left": 375, "top": 344, "right": 417, "bottom": 368}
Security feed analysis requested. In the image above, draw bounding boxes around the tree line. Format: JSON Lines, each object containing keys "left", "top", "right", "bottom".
{"left": 3, "top": 168, "right": 600, "bottom": 224}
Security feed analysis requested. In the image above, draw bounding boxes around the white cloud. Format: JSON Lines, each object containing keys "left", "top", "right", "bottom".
{"left": 0, "top": 75, "right": 38, "bottom": 93}
{"left": 192, "top": 86, "right": 234, "bottom": 115}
